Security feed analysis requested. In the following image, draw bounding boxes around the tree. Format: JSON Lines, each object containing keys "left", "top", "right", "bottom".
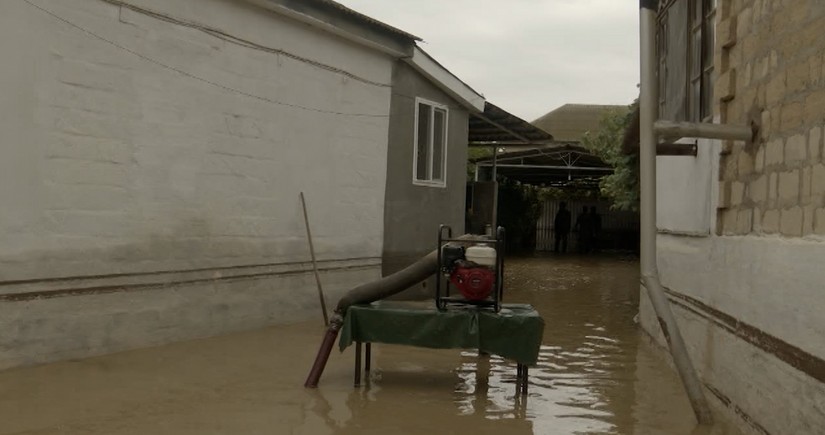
{"left": 581, "top": 101, "right": 639, "bottom": 211}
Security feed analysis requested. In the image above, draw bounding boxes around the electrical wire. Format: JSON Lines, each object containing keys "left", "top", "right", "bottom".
{"left": 97, "top": 0, "right": 392, "bottom": 88}
{"left": 22, "top": 0, "right": 390, "bottom": 118}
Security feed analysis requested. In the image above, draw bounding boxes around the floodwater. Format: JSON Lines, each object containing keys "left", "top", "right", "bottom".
{"left": 0, "top": 255, "right": 743, "bottom": 435}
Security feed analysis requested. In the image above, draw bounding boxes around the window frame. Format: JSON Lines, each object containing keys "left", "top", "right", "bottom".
{"left": 412, "top": 97, "right": 449, "bottom": 188}
{"left": 657, "top": 0, "right": 716, "bottom": 122}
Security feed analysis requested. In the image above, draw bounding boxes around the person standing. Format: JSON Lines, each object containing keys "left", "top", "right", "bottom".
{"left": 575, "top": 206, "right": 593, "bottom": 253}
{"left": 589, "top": 206, "right": 602, "bottom": 253}
{"left": 553, "top": 202, "right": 572, "bottom": 253}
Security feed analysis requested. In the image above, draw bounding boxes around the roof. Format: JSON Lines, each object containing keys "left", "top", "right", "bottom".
{"left": 263, "top": 1, "right": 485, "bottom": 112}
{"left": 313, "top": 0, "right": 421, "bottom": 41}
{"left": 406, "top": 47, "right": 485, "bottom": 112}
{"left": 532, "top": 104, "right": 629, "bottom": 142}
{"left": 469, "top": 102, "right": 554, "bottom": 145}
{"left": 260, "top": 0, "right": 419, "bottom": 57}
{"left": 472, "top": 143, "right": 611, "bottom": 187}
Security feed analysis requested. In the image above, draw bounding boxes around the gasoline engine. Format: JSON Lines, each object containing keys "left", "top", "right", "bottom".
{"left": 436, "top": 225, "right": 504, "bottom": 312}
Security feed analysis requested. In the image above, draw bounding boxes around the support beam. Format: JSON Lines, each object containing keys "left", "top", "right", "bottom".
{"left": 474, "top": 114, "right": 533, "bottom": 143}
{"left": 491, "top": 146, "right": 499, "bottom": 229}
{"left": 655, "top": 120, "right": 753, "bottom": 142}
{"left": 476, "top": 163, "right": 613, "bottom": 172}
{"left": 626, "top": 143, "right": 700, "bottom": 156}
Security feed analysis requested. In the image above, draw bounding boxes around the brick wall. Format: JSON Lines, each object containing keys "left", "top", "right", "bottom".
{"left": 716, "top": 0, "right": 825, "bottom": 236}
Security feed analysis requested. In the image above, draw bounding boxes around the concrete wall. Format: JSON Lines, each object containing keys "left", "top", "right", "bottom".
{"left": 641, "top": 1, "right": 825, "bottom": 433}
{"left": 382, "top": 62, "right": 469, "bottom": 298}
{"left": 0, "top": 0, "right": 394, "bottom": 369}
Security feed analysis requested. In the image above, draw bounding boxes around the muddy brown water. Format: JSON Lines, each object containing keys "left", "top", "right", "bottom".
{"left": 0, "top": 255, "right": 743, "bottom": 434}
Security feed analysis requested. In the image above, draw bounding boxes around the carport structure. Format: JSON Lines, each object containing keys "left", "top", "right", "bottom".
{"left": 471, "top": 143, "right": 612, "bottom": 189}
{"left": 466, "top": 102, "right": 617, "bottom": 233}
{"left": 468, "top": 101, "right": 614, "bottom": 190}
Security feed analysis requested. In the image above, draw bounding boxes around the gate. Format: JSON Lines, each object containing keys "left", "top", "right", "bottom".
{"left": 535, "top": 199, "right": 639, "bottom": 252}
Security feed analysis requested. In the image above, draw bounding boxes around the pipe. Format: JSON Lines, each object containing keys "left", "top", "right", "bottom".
{"left": 303, "top": 313, "right": 343, "bottom": 388}
{"left": 654, "top": 120, "right": 753, "bottom": 142}
{"left": 335, "top": 249, "right": 440, "bottom": 313}
{"left": 305, "top": 235, "right": 481, "bottom": 387}
{"left": 639, "top": 0, "right": 714, "bottom": 425}
{"left": 476, "top": 163, "right": 614, "bottom": 172}
{"left": 492, "top": 147, "right": 499, "bottom": 228}
{"left": 300, "top": 192, "right": 329, "bottom": 326}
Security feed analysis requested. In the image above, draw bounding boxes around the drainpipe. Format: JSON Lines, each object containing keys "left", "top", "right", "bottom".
{"left": 639, "top": 0, "right": 714, "bottom": 425}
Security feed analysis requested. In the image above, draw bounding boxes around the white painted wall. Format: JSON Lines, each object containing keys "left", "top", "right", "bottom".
{"left": 656, "top": 138, "right": 719, "bottom": 235}
{"left": 0, "top": 0, "right": 394, "bottom": 367}
{"left": 644, "top": 134, "right": 825, "bottom": 432}
{"left": 0, "top": 0, "right": 393, "bottom": 277}
{"left": 640, "top": 235, "right": 825, "bottom": 434}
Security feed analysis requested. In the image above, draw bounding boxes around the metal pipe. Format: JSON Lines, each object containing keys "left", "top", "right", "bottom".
{"left": 655, "top": 120, "right": 753, "bottom": 142}
{"left": 492, "top": 146, "right": 499, "bottom": 228}
{"left": 476, "top": 163, "right": 613, "bottom": 172}
{"left": 304, "top": 316, "right": 342, "bottom": 388}
{"left": 639, "top": 0, "right": 714, "bottom": 424}
{"left": 300, "top": 192, "right": 329, "bottom": 327}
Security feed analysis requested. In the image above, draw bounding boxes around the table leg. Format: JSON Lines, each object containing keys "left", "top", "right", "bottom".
{"left": 354, "top": 341, "right": 362, "bottom": 387}
{"left": 521, "top": 365, "right": 529, "bottom": 396}
{"left": 365, "top": 343, "right": 371, "bottom": 373}
{"left": 516, "top": 363, "right": 523, "bottom": 394}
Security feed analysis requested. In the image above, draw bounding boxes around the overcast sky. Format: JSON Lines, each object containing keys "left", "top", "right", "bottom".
{"left": 337, "top": 0, "right": 640, "bottom": 121}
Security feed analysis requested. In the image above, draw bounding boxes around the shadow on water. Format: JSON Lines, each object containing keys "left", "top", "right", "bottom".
{"left": 0, "top": 254, "right": 743, "bottom": 434}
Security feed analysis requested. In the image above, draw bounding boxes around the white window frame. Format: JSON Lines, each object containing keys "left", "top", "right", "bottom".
{"left": 412, "top": 97, "right": 449, "bottom": 188}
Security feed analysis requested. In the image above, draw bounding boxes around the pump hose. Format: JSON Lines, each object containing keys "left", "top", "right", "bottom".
{"left": 304, "top": 234, "right": 479, "bottom": 388}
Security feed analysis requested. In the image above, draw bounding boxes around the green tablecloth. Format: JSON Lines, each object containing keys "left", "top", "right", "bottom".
{"left": 339, "top": 301, "right": 544, "bottom": 365}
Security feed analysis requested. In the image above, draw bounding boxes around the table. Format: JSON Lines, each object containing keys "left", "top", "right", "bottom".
{"left": 338, "top": 301, "right": 544, "bottom": 395}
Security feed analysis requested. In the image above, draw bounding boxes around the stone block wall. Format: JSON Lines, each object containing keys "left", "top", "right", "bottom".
{"left": 716, "top": 0, "right": 825, "bottom": 237}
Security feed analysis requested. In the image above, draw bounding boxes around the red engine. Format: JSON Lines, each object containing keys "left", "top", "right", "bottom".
{"left": 449, "top": 266, "right": 496, "bottom": 301}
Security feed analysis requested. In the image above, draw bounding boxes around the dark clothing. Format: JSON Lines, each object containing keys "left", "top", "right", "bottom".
{"left": 553, "top": 208, "right": 571, "bottom": 253}
{"left": 590, "top": 212, "right": 602, "bottom": 252}
{"left": 575, "top": 213, "right": 594, "bottom": 253}
{"left": 554, "top": 232, "right": 569, "bottom": 253}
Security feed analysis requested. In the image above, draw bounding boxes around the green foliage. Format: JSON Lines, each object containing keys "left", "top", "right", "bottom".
{"left": 466, "top": 147, "right": 493, "bottom": 181}
{"left": 581, "top": 101, "right": 639, "bottom": 211}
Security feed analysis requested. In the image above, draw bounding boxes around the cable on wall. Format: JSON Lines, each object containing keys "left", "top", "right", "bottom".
{"left": 22, "top": 0, "right": 391, "bottom": 118}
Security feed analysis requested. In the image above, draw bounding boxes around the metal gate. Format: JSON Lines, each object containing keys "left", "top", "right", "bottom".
{"left": 535, "top": 199, "right": 639, "bottom": 251}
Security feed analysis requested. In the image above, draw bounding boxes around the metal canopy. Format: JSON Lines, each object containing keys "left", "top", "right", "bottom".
{"left": 472, "top": 143, "right": 612, "bottom": 187}
{"left": 469, "top": 102, "right": 553, "bottom": 146}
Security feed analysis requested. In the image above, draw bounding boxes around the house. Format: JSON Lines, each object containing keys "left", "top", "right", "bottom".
{"left": 533, "top": 103, "right": 630, "bottom": 144}
{"left": 0, "top": 0, "right": 488, "bottom": 369}
{"left": 636, "top": 1, "right": 825, "bottom": 433}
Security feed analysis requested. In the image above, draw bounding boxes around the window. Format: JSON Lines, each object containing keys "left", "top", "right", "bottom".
{"left": 657, "top": 0, "right": 717, "bottom": 122}
{"left": 413, "top": 98, "right": 448, "bottom": 187}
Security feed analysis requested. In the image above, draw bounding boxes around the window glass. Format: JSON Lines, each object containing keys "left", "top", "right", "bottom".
{"left": 432, "top": 108, "right": 446, "bottom": 181}
{"left": 413, "top": 100, "right": 448, "bottom": 186}
{"left": 416, "top": 103, "right": 430, "bottom": 181}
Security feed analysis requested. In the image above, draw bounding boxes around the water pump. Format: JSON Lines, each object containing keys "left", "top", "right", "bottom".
{"left": 436, "top": 225, "right": 504, "bottom": 311}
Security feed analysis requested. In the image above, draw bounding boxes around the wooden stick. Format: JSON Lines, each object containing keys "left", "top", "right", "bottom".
{"left": 300, "top": 192, "right": 329, "bottom": 326}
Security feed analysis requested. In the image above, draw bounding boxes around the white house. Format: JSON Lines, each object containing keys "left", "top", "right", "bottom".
{"left": 0, "top": 0, "right": 486, "bottom": 369}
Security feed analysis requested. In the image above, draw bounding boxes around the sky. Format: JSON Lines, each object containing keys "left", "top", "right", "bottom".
{"left": 337, "top": 0, "right": 641, "bottom": 122}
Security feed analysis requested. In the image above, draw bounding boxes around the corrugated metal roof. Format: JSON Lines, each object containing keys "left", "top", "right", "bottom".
{"left": 471, "top": 143, "right": 611, "bottom": 187}
{"left": 469, "top": 102, "right": 553, "bottom": 144}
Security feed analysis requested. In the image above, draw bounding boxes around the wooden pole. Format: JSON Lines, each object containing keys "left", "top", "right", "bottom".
{"left": 300, "top": 192, "right": 329, "bottom": 326}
